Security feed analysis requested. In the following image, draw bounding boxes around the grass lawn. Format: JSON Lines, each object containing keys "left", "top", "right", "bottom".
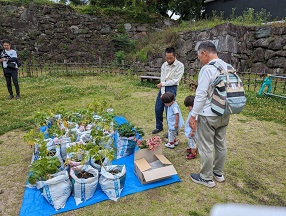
{"left": 0, "top": 74, "right": 285, "bottom": 216}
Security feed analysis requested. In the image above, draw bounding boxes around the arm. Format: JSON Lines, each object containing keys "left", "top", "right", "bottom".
{"left": 174, "top": 113, "right": 179, "bottom": 129}
{"left": 191, "top": 66, "right": 213, "bottom": 117}
{"left": 159, "top": 64, "right": 165, "bottom": 94}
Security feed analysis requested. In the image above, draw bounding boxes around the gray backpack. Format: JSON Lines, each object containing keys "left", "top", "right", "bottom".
{"left": 209, "top": 62, "right": 247, "bottom": 116}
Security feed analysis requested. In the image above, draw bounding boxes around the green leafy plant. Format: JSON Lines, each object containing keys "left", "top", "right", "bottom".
{"left": 66, "top": 142, "right": 89, "bottom": 163}
{"left": 28, "top": 157, "right": 61, "bottom": 185}
{"left": 23, "top": 128, "right": 44, "bottom": 147}
{"left": 115, "top": 123, "right": 144, "bottom": 137}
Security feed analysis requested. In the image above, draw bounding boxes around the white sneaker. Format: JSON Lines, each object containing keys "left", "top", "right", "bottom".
{"left": 174, "top": 140, "right": 179, "bottom": 146}
{"left": 213, "top": 173, "right": 225, "bottom": 182}
{"left": 190, "top": 173, "right": 216, "bottom": 188}
{"left": 165, "top": 143, "right": 175, "bottom": 149}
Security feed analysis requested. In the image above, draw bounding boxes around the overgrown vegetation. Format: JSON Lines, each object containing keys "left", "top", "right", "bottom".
{"left": 130, "top": 7, "right": 285, "bottom": 62}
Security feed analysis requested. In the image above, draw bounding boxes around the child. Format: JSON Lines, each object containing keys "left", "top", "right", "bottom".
{"left": 161, "top": 92, "right": 184, "bottom": 149}
{"left": 184, "top": 95, "right": 198, "bottom": 159}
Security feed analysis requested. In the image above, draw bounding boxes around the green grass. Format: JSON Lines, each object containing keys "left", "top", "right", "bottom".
{"left": 0, "top": 74, "right": 285, "bottom": 215}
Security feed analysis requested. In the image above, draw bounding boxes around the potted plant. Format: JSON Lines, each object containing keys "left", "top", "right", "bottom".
{"left": 69, "top": 164, "right": 99, "bottom": 205}
{"left": 99, "top": 164, "right": 126, "bottom": 201}
{"left": 114, "top": 122, "right": 144, "bottom": 159}
{"left": 25, "top": 140, "right": 71, "bottom": 210}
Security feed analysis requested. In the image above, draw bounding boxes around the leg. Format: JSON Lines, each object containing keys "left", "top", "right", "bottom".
{"left": 168, "top": 129, "right": 177, "bottom": 143}
{"left": 213, "top": 115, "right": 230, "bottom": 176}
{"left": 4, "top": 72, "right": 13, "bottom": 96}
{"left": 197, "top": 116, "right": 215, "bottom": 180}
{"left": 11, "top": 70, "right": 20, "bottom": 96}
{"left": 154, "top": 90, "right": 164, "bottom": 130}
{"left": 165, "top": 129, "right": 176, "bottom": 149}
{"left": 163, "top": 86, "right": 178, "bottom": 136}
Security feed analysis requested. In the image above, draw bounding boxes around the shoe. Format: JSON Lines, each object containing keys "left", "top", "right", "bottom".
{"left": 152, "top": 128, "right": 163, "bottom": 134}
{"left": 8, "top": 95, "right": 14, "bottom": 99}
{"left": 186, "top": 153, "right": 196, "bottom": 159}
{"left": 16, "top": 95, "right": 20, "bottom": 100}
{"left": 174, "top": 140, "right": 179, "bottom": 146}
{"left": 186, "top": 148, "right": 192, "bottom": 153}
{"left": 190, "top": 173, "right": 215, "bottom": 188}
{"left": 213, "top": 172, "right": 225, "bottom": 182}
{"left": 165, "top": 143, "right": 175, "bottom": 149}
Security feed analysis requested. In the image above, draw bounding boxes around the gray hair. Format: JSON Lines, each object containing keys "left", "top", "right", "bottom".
{"left": 197, "top": 41, "right": 217, "bottom": 54}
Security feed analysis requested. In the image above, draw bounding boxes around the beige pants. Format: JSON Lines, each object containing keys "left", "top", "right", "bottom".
{"left": 197, "top": 115, "right": 230, "bottom": 180}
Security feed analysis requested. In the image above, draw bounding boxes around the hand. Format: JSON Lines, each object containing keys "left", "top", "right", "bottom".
{"left": 189, "top": 116, "right": 197, "bottom": 131}
{"left": 190, "top": 131, "right": 195, "bottom": 137}
{"left": 174, "top": 123, "right": 178, "bottom": 129}
{"left": 157, "top": 83, "right": 162, "bottom": 88}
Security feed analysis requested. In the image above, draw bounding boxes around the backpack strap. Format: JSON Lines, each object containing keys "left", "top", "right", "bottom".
{"left": 209, "top": 61, "right": 226, "bottom": 74}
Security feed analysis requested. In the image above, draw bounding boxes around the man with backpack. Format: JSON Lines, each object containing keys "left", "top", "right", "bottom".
{"left": 189, "top": 41, "right": 231, "bottom": 188}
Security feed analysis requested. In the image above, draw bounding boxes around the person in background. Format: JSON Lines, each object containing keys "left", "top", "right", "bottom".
{"left": 161, "top": 92, "right": 184, "bottom": 149}
{"left": 189, "top": 41, "right": 230, "bottom": 188}
{"left": 152, "top": 47, "right": 184, "bottom": 135}
{"left": 184, "top": 95, "right": 198, "bottom": 159}
{"left": 0, "top": 39, "right": 20, "bottom": 99}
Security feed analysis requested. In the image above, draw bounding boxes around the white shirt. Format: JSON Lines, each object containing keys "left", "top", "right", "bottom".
{"left": 160, "top": 59, "right": 184, "bottom": 94}
{"left": 191, "top": 58, "right": 228, "bottom": 117}
{"left": 2, "top": 49, "right": 18, "bottom": 69}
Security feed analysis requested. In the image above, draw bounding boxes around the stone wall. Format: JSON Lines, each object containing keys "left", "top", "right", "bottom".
{"left": 0, "top": 2, "right": 174, "bottom": 62}
{"left": 0, "top": 2, "right": 285, "bottom": 74}
{"left": 175, "top": 22, "right": 286, "bottom": 74}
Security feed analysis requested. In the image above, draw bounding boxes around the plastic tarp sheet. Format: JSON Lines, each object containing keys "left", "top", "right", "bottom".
{"left": 19, "top": 116, "right": 181, "bottom": 216}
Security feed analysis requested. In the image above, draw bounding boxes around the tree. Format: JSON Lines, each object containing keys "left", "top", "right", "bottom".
{"left": 170, "top": 0, "right": 203, "bottom": 20}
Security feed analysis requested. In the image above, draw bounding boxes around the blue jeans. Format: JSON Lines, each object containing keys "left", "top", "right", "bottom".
{"left": 154, "top": 86, "right": 177, "bottom": 130}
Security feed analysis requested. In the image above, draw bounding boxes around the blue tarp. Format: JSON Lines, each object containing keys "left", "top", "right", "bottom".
{"left": 19, "top": 116, "right": 181, "bottom": 216}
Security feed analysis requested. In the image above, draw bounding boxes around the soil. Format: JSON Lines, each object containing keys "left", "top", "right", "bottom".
{"left": 47, "top": 149, "right": 56, "bottom": 157}
{"left": 109, "top": 169, "right": 120, "bottom": 175}
{"left": 75, "top": 171, "right": 94, "bottom": 179}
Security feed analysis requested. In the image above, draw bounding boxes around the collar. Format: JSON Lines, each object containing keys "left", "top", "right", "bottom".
{"left": 167, "top": 59, "right": 178, "bottom": 66}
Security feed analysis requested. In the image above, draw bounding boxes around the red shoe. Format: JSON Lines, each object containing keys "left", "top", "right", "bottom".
{"left": 186, "top": 148, "right": 192, "bottom": 153}
{"left": 186, "top": 153, "right": 197, "bottom": 159}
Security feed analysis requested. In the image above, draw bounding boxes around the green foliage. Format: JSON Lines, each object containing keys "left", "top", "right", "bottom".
{"left": 115, "top": 123, "right": 144, "bottom": 137}
{"left": 115, "top": 51, "right": 125, "bottom": 64}
{"left": 242, "top": 91, "right": 286, "bottom": 124}
{"left": 23, "top": 128, "right": 44, "bottom": 146}
{"left": 113, "top": 34, "right": 136, "bottom": 52}
{"left": 131, "top": 29, "right": 177, "bottom": 62}
{"left": 28, "top": 157, "right": 61, "bottom": 184}
{"left": 230, "top": 8, "right": 271, "bottom": 25}
{"left": 137, "top": 49, "right": 148, "bottom": 62}
{"left": 18, "top": 49, "right": 30, "bottom": 61}
{"left": 3, "top": 0, "right": 56, "bottom": 5}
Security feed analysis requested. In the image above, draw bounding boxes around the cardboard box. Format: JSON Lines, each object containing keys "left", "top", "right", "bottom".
{"left": 134, "top": 145, "right": 177, "bottom": 184}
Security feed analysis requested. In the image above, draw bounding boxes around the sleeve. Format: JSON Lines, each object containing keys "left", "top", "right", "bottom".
{"left": 161, "top": 63, "right": 184, "bottom": 87}
{"left": 172, "top": 106, "right": 179, "bottom": 114}
{"left": 191, "top": 66, "right": 213, "bottom": 117}
{"left": 160, "top": 64, "right": 166, "bottom": 94}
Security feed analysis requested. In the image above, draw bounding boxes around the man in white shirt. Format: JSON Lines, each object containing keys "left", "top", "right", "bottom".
{"left": 0, "top": 39, "right": 20, "bottom": 99}
{"left": 152, "top": 47, "right": 184, "bottom": 134}
{"left": 189, "top": 41, "right": 230, "bottom": 188}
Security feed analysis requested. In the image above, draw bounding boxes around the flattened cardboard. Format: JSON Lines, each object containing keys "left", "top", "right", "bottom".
{"left": 155, "top": 154, "right": 172, "bottom": 165}
{"left": 134, "top": 145, "right": 178, "bottom": 184}
{"left": 134, "top": 158, "right": 151, "bottom": 172}
{"left": 143, "top": 165, "right": 177, "bottom": 182}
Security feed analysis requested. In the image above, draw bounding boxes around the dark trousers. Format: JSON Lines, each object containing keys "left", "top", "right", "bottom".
{"left": 154, "top": 85, "right": 177, "bottom": 130}
{"left": 4, "top": 68, "right": 20, "bottom": 96}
